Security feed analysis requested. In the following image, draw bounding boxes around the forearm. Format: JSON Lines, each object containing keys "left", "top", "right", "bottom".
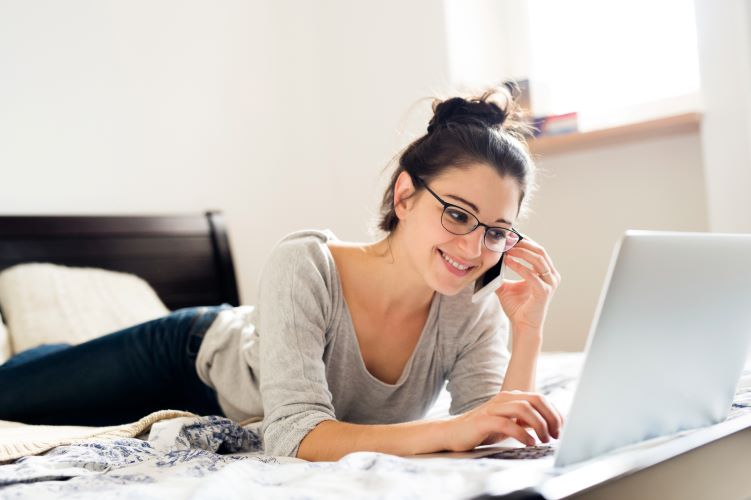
{"left": 296, "top": 418, "right": 449, "bottom": 462}
{"left": 501, "top": 327, "right": 542, "bottom": 392}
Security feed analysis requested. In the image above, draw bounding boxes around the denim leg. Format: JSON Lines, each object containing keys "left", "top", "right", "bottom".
{"left": 0, "top": 305, "right": 232, "bottom": 426}
{"left": 3, "top": 344, "right": 73, "bottom": 369}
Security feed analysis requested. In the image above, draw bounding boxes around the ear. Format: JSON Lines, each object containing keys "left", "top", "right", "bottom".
{"left": 393, "top": 171, "right": 419, "bottom": 221}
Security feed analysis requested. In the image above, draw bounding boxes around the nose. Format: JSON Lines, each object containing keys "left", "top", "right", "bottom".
{"left": 457, "top": 226, "right": 484, "bottom": 259}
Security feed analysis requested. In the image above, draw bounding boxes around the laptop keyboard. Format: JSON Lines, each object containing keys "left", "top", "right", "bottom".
{"left": 480, "top": 444, "right": 556, "bottom": 460}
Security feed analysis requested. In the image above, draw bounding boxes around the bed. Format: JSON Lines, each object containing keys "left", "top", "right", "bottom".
{"left": 0, "top": 213, "right": 749, "bottom": 499}
{"left": 0, "top": 211, "right": 240, "bottom": 310}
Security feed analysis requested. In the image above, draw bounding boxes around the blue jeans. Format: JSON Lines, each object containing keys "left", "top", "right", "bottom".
{"left": 0, "top": 305, "right": 231, "bottom": 426}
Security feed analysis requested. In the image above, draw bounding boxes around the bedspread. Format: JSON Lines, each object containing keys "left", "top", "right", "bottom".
{"left": 0, "top": 353, "right": 749, "bottom": 500}
{"left": 0, "top": 413, "right": 536, "bottom": 500}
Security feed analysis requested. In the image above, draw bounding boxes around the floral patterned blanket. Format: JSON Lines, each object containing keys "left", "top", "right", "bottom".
{"left": 0, "top": 413, "right": 537, "bottom": 499}
{"left": 1, "top": 353, "right": 749, "bottom": 500}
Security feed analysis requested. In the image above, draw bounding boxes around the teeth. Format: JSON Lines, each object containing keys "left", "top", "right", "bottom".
{"left": 440, "top": 250, "right": 471, "bottom": 271}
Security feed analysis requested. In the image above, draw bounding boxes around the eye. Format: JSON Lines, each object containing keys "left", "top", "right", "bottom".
{"left": 486, "top": 228, "right": 508, "bottom": 242}
{"left": 445, "top": 207, "right": 470, "bottom": 224}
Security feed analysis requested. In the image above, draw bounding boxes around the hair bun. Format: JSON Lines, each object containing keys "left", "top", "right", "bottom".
{"left": 427, "top": 97, "right": 507, "bottom": 134}
{"left": 427, "top": 84, "right": 530, "bottom": 137}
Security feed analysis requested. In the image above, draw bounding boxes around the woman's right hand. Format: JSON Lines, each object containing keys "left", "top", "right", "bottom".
{"left": 442, "top": 390, "right": 563, "bottom": 452}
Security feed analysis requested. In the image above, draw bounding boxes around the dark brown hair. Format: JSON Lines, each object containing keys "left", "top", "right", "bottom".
{"left": 377, "top": 84, "right": 536, "bottom": 234}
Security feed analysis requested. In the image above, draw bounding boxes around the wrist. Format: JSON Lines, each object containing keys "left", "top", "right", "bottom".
{"left": 510, "top": 323, "right": 544, "bottom": 342}
{"left": 510, "top": 329, "right": 542, "bottom": 360}
{"left": 432, "top": 417, "right": 455, "bottom": 451}
{"left": 434, "top": 416, "right": 458, "bottom": 452}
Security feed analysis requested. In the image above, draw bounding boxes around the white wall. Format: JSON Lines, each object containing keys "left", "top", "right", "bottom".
{"left": 0, "top": 0, "right": 451, "bottom": 307}
{"left": 0, "top": 0, "right": 278, "bottom": 303}
{"left": 444, "top": 0, "right": 530, "bottom": 87}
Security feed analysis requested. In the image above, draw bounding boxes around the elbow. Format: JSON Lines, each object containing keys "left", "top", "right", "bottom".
{"left": 295, "top": 419, "right": 339, "bottom": 461}
{"left": 262, "top": 412, "right": 337, "bottom": 460}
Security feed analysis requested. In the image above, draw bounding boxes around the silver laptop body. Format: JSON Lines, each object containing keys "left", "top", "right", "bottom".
{"left": 554, "top": 230, "right": 751, "bottom": 466}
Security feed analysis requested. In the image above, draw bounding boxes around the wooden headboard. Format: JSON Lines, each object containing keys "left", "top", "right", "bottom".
{"left": 0, "top": 211, "right": 240, "bottom": 310}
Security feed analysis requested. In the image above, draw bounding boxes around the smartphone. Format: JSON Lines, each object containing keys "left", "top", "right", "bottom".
{"left": 471, "top": 253, "right": 504, "bottom": 304}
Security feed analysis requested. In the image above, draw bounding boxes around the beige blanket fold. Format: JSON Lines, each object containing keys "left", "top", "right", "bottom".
{"left": 0, "top": 409, "right": 196, "bottom": 462}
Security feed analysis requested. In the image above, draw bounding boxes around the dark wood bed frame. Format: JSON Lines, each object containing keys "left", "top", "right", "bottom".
{"left": 0, "top": 211, "right": 240, "bottom": 310}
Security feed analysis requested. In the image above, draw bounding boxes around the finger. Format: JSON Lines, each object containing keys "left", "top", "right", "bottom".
{"left": 513, "top": 239, "right": 561, "bottom": 282}
{"left": 508, "top": 245, "right": 560, "bottom": 286}
{"left": 505, "top": 257, "right": 550, "bottom": 293}
{"left": 494, "top": 391, "right": 564, "bottom": 439}
{"left": 505, "top": 247, "right": 557, "bottom": 285}
{"left": 520, "top": 393, "right": 563, "bottom": 439}
{"left": 514, "top": 236, "right": 548, "bottom": 259}
{"left": 505, "top": 257, "right": 549, "bottom": 293}
{"left": 492, "top": 401, "right": 550, "bottom": 443}
{"left": 492, "top": 417, "right": 536, "bottom": 447}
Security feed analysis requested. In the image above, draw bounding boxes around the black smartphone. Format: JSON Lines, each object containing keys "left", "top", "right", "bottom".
{"left": 472, "top": 253, "right": 505, "bottom": 303}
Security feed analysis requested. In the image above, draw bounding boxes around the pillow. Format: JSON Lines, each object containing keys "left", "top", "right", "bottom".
{"left": 0, "top": 263, "right": 170, "bottom": 354}
{"left": 0, "top": 312, "right": 10, "bottom": 364}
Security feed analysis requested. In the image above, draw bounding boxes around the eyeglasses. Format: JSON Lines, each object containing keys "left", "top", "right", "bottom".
{"left": 412, "top": 176, "right": 523, "bottom": 253}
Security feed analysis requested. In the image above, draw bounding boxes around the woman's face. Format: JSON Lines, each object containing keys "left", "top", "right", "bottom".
{"left": 395, "top": 163, "right": 522, "bottom": 296}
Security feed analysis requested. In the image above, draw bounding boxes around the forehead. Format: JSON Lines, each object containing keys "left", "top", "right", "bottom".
{"left": 429, "top": 164, "right": 521, "bottom": 223}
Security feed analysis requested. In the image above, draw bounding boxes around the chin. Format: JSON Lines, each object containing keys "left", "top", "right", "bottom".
{"left": 429, "top": 274, "right": 476, "bottom": 296}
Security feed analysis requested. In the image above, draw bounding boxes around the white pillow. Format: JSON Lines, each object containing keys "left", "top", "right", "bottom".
{"left": 0, "top": 263, "right": 170, "bottom": 354}
{"left": 0, "top": 312, "right": 10, "bottom": 364}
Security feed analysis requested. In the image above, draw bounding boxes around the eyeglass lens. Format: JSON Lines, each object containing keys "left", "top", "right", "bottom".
{"left": 441, "top": 206, "right": 519, "bottom": 252}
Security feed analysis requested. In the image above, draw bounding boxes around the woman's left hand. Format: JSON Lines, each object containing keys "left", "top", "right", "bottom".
{"left": 495, "top": 238, "right": 561, "bottom": 334}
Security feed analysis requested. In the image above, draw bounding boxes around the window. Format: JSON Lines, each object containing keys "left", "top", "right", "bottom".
{"left": 528, "top": 0, "right": 701, "bottom": 129}
{"left": 444, "top": 0, "right": 702, "bottom": 130}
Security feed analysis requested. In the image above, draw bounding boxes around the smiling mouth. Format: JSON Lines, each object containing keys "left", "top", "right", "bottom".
{"left": 437, "top": 249, "right": 477, "bottom": 273}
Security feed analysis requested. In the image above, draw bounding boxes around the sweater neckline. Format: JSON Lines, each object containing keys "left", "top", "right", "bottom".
{"left": 319, "top": 229, "right": 440, "bottom": 388}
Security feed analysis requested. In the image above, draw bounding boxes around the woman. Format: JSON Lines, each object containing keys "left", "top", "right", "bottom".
{"left": 0, "top": 86, "right": 562, "bottom": 461}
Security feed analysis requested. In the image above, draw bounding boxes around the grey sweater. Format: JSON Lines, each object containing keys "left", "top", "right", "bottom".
{"left": 195, "top": 229, "right": 511, "bottom": 458}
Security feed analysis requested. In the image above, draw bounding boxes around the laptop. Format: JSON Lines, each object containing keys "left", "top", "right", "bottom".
{"left": 411, "top": 230, "right": 751, "bottom": 469}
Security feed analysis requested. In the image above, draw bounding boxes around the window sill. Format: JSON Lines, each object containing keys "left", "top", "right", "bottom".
{"left": 527, "top": 113, "right": 702, "bottom": 156}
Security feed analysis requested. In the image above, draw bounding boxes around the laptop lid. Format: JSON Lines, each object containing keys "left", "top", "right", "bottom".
{"left": 554, "top": 230, "right": 751, "bottom": 467}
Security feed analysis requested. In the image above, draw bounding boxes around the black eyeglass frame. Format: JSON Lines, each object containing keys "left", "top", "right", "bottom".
{"left": 412, "top": 175, "right": 524, "bottom": 253}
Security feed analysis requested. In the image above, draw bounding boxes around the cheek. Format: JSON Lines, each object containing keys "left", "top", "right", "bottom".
{"left": 402, "top": 213, "right": 440, "bottom": 264}
{"left": 409, "top": 209, "right": 445, "bottom": 248}
{"left": 427, "top": 224, "right": 451, "bottom": 247}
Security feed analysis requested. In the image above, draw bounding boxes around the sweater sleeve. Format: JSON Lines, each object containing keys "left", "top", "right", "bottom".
{"left": 446, "top": 294, "right": 511, "bottom": 415}
{"left": 257, "top": 238, "right": 338, "bottom": 458}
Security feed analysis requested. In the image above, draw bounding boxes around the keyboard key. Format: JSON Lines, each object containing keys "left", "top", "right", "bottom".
{"left": 480, "top": 444, "right": 556, "bottom": 460}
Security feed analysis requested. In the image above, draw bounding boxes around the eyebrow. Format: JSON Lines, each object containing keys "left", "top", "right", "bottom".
{"left": 445, "top": 194, "right": 512, "bottom": 225}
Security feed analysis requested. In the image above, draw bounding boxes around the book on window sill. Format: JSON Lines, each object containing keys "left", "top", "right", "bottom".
{"left": 533, "top": 112, "right": 579, "bottom": 137}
